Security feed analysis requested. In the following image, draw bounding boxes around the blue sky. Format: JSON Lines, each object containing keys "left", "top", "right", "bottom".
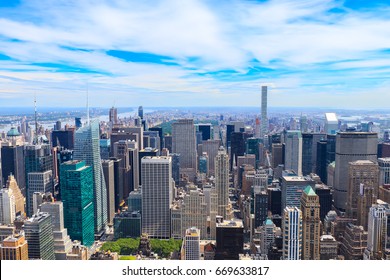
{"left": 0, "top": 0, "right": 389, "bottom": 108}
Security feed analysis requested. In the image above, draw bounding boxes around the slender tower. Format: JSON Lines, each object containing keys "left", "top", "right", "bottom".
{"left": 261, "top": 85, "right": 268, "bottom": 137}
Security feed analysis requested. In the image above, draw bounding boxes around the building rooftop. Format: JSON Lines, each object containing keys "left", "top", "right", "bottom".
{"left": 325, "top": 113, "right": 338, "bottom": 123}
{"left": 7, "top": 127, "right": 20, "bottom": 137}
{"left": 303, "top": 186, "right": 317, "bottom": 196}
{"left": 217, "top": 219, "right": 243, "bottom": 228}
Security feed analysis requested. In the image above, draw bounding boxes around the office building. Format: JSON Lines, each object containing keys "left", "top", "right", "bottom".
{"left": 365, "top": 202, "right": 389, "bottom": 260}
{"left": 347, "top": 160, "right": 379, "bottom": 222}
{"left": 254, "top": 188, "right": 268, "bottom": 228}
{"left": 340, "top": 223, "right": 368, "bottom": 260}
{"left": 138, "top": 106, "right": 144, "bottom": 119}
{"left": 271, "top": 143, "right": 283, "bottom": 169}
{"left": 378, "top": 158, "right": 390, "bottom": 186}
{"left": 113, "top": 211, "right": 141, "bottom": 239}
{"left": 112, "top": 140, "right": 131, "bottom": 205}
{"left": 181, "top": 227, "right": 201, "bottom": 260}
{"left": 40, "top": 201, "right": 72, "bottom": 260}
{"left": 314, "top": 184, "right": 332, "bottom": 221}
{"left": 215, "top": 220, "right": 244, "bottom": 260}
{"left": 320, "top": 235, "right": 338, "bottom": 260}
{"left": 24, "top": 212, "right": 55, "bottom": 260}
{"left": 201, "top": 140, "right": 220, "bottom": 175}
{"left": 109, "top": 107, "right": 118, "bottom": 125}
{"left": 101, "top": 159, "right": 116, "bottom": 225}
{"left": 215, "top": 147, "right": 231, "bottom": 220}
{"left": 324, "top": 113, "right": 338, "bottom": 135}
{"left": 284, "top": 131, "right": 302, "bottom": 176}
{"left": 51, "top": 130, "right": 74, "bottom": 150}
{"left": 198, "top": 153, "right": 208, "bottom": 175}
{"left": 27, "top": 171, "right": 53, "bottom": 217}
{"left": 379, "top": 185, "right": 390, "bottom": 204}
{"left": 230, "top": 132, "right": 246, "bottom": 171}
{"left": 300, "top": 186, "right": 321, "bottom": 260}
{"left": 128, "top": 190, "right": 142, "bottom": 213}
{"left": 141, "top": 157, "right": 173, "bottom": 239}
{"left": 0, "top": 188, "right": 15, "bottom": 225}
{"left": 0, "top": 233, "right": 28, "bottom": 260}
{"left": 5, "top": 175, "right": 25, "bottom": 216}
{"left": 260, "top": 219, "right": 275, "bottom": 255}
{"left": 25, "top": 144, "right": 53, "bottom": 216}
{"left": 282, "top": 206, "right": 302, "bottom": 260}
{"left": 60, "top": 160, "right": 95, "bottom": 247}
{"left": 280, "top": 175, "right": 315, "bottom": 211}
{"left": 198, "top": 124, "right": 212, "bottom": 141}
{"left": 316, "top": 139, "right": 328, "bottom": 183}
{"left": 1, "top": 142, "right": 25, "bottom": 196}
{"left": 110, "top": 126, "right": 143, "bottom": 154}
{"left": 172, "top": 119, "right": 197, "bottom": 179}
{"left": 261, "top": 85, "right": 268, "bottom": 137}
{"left": 73, "top": 120, "right": 107, "bottom": 235}
{"left": 334, "top": 132, "right": 378, "bottom": 211}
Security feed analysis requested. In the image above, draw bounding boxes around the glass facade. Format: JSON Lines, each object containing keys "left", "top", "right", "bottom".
{"left": 60, "top": 160, "right": 94, "bottom": 247}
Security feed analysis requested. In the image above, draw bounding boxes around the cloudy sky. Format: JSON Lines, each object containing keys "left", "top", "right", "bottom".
{"left": 0, "top": 0, "right": 389, "bottom": 108}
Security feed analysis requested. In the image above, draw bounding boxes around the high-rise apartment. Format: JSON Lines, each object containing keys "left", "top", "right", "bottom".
{"left": 282, "top": 206, "right": 302, "bottom": 260}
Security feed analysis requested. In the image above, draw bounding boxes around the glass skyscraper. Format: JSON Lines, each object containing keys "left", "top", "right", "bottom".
{"left": 60, "top": 160, "right": 94, "bottom": 247}
{"left": 73, "top": 120, "right": 107, "bottom": 236}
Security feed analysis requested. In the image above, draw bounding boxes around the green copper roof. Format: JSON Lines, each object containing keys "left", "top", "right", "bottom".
{"left": 265, "top": 219, "right": 274, "bottom": 226}
{"left": 7, "top": 127, "right": 20, "bottom": 137}
{"left": 304, "top": 185, "right": 316, "bottom": 196}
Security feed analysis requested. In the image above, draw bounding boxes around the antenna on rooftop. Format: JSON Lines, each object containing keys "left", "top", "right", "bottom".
{"left": 34, "top": 93, "right": 38, "bottom": 144}
{"left": 87, "top": 82, "right": 90, "bottom": 125}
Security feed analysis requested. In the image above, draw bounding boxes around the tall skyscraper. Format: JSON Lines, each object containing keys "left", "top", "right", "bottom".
{"left": 378, "top": 158, "right": 390, "bottom": 186}
{"left": 300, "top": 186, "right": 321, "bottom": 260}
{"left": 0, "top": 233, "right": 28, "bottom": 260}
{"left": 365, "top": 201, "right": 389, "bottom": 260}
{"left": 138, "top": 106, "right": 144, "bottom": 119}
{"left": 282, "top": 206, "right": 302, "bottom": 260}
{"left": 5, "top": 175, "right": 24, "bottom": 216}
{"left": 0, "top": 188, "right": 16, "bottom": 225}
{"left": 24, "top": 144, "right": 53, "bottom": 216}
{"left": 60, "top": 160, "right": 95, "bottom": 247}
{"left": 101, "top": 159, "right": 116, "bottom": 226}
{"left": 281, "top": 175, "right": 315, "bottom": 211}
{"left": 113, "top": 140, "right": 132, "bottom": 202}
{"left": 198, "top": 124, "right": 212, "bottom": 141}
{"left": 24, "top": 212, "right": 55, "bottom": 260}
{"left": 40, "top": 201, "right": 72, "bottom": 260}
{"left": 261, "top": 85, "right": 268, "bottom": 137}
{"left": 181, "top": 227, "right": 200, "bottom": 260}
{"left": 215, "top": 147, "right": 231, "bottom": 220}
{"left": 334, "top": 132, "right": 378, "bottom": 211}
{"left": 109, "top": 107, "right": 118, "bottom": 125}
{"left": 284, "top": 131, "right": 302, "bottom": 176}
{"left": 1, "top": 140, "right": 25, "bottom": 196}
{"left": 201, "top": 140, "right": 220, "bottom": 175}
{"left": 27, "top": 171, "right": 53, "bottom": 217}
{"left": 172, "top": 119, "right": 197, "bottom": 179}
{"left": 347, "top": 160, "right": 379, "bottom": 223}
{"left": 141, "top": 157, "right": 173, "bottom": 239}
{"left": 73, "top": 120, "right": 107, "bottom": 235}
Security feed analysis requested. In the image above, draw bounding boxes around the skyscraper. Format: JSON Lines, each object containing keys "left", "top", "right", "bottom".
{"left": 365, "top": 201, "right": 389, "bottom": 260}
{"left": 24, "top": 144, "right": 53, "bottom": 216}
{"left": 24, "top": 212, "right": 55, "bottom": 260}
{"left": 215, "top": 220, "right": 244, "bottom": 260}
{"left": 215, "top": 147, "right": 230, "bottom": 220}
{"left": 378, "top": 158, "right": 390, "bottom": 186}
{"left": 109, "top": 107, "right": 118, "bottom": 125}
{"left": 172, "top": 119, "right": 197, "bottom": 179}
{"left": 261, "top": 85, "right": 268, "bottom": 137}
{"left": 101, "top": 159, "right": 116, "bottom": 226}
{"left": 282, "top": 206, "right": 302, "bottom": 260}
{"left": 284, "top": 131, "right": 302, "bottom": 176}
{"left": 334, "top": 132, "right": 378, "bottom": 211}
{"left": 138, "top": 106, "right": 144, "bottom": 119}
{"left": 324, "top": 113, "right": 338, "bottom": 135}
{"left": 5, "top": 175, "right": 24, "bottom": 216}
{"left": 40, "top": 201, "right": 72, "bottom": 260}
{"left": 202, "top": 140, "right": 220, "bottom": 175}
{"left": 141, "top": 157, "right": 173, "bottom": 239}
{"left": 300, "top": 186, "right": 321, "bottom": 260}
{"left": 181, "top": 227, "right": 200, "bottom": 260}
{"left": 60, "top": 160, "right": 95, "bottom": 247}
{"left": 0, "top": 188, "right": 16, "bottom": 225}
{"left": 1, "top": 141, "right": 25, "bottom": 196}
{"left": 27, "top": 170, "right": 53, "bottom": 217}
{"left": 73, "top": 120, "right": 107, "bottom": 235}
{"left": 347, "top": 160, "right": 379, "bottom": 223}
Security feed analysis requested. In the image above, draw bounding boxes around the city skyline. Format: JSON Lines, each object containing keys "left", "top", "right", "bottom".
{"left": 0, "top": 0, "right": 390, "bottom": 108}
